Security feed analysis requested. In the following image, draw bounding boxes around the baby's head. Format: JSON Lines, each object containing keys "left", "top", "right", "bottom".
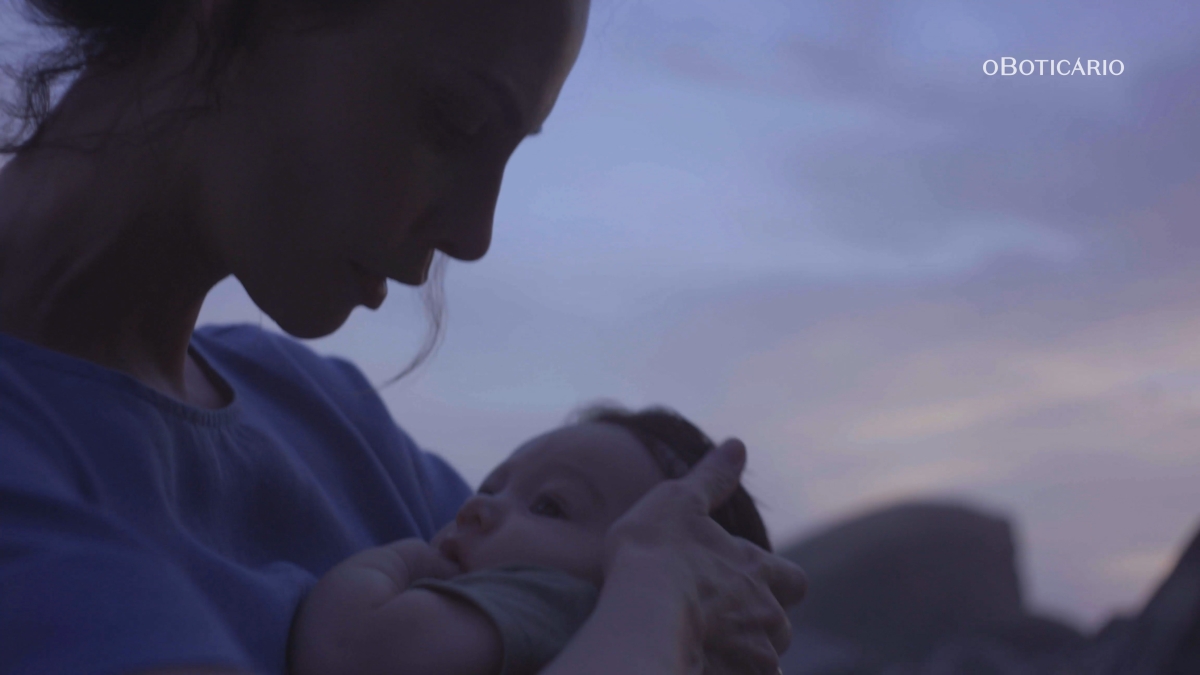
{"left": 433, "top": 404, "right": 770, "bottom": 585}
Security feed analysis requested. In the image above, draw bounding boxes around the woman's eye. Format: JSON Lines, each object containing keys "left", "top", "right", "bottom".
{"left": 424, "top": 98, "right": 486, "bottom": 149}
{"left": 530, "top": 494, "right": 566, "bottom": 519}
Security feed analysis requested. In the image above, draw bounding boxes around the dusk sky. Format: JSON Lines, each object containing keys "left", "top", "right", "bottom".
{"left": 6, "top": 0, "right": 1200, "bottom": 630}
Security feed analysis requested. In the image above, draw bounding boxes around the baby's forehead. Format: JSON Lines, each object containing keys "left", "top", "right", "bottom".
{"left": 501, "top": 437, "right": 627, "bottom": 480}
{"left": 484, "top": 425, "right": 676, "bottom": 514}
{"left": 489, "top": 423, "right": 664, "bottom": 496}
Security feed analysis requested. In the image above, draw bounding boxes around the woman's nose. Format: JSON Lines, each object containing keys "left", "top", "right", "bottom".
{"left": 456, "top": 494, "right": 501, "bottom": 533}
{"left": 433, "top": 165, "right": 502, "bottom": 262}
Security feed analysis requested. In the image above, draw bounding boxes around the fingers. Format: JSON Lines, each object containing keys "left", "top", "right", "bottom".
{"left": 765, "top": 556, "right": 807, "bottom": 609}
{"left": 765, "top": 599, "right": 793, "bottom": 657}
{"left": 335, "top": 539, "right": 460, "bottom": 605}
{"left": 678, "top": 438, "right": 747, "bottom": 514}
{"left": 706, "top": 633, "right": 782, "bottom": 675}
{"left": 737, "top": 547, "right": 795, "bottom": 657}
{"left": 699, "top": 545, "right": 794, "bottom": 671}
{"left": 381, "top": 538, "right": 461, "bottom": 582}
{"left": 606, "top": 436, "right": 804, "bottom": 675}
{"left": 733, "top": 534, "right": 807, "bottom": 612}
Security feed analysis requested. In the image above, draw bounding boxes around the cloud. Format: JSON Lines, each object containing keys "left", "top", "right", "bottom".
{"left": 609, "top": 249, "right": 1200, "bottom": 625}
{"left": 1098, "top": 547, "right": 1180, "bottom": 588}
{"left": 846, "top": 313, "right": 1200, "bottom": 445}
{"left": 177, "top": 0, "right": 1200, "bottom": 631}
{"left": 615, "top": 0, "right": 1200, "bottom": 268}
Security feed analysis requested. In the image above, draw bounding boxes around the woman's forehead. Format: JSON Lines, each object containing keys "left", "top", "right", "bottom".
{"left": 407, "top": 0, "right": 587, "bottom": 54}
{"left": 392, "top": 0, "right": 587, "bottom": 132}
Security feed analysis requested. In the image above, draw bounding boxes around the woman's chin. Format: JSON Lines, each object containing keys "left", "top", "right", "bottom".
{"left": 265, "top": 302, "right": 355, "bottom": 340}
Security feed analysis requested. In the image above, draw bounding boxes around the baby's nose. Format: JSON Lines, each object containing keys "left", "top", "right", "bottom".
{"left": 456, "top": 494, "right": 501, "bottom": 532}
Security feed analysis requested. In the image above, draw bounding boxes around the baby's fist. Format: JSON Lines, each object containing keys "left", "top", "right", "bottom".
{"left": 289, "top": 539, "right": 461, "bottom": 675}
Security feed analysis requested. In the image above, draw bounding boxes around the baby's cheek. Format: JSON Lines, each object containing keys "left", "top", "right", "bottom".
{"left": 499, "top": 524, "right": 560, "bottom": 567}
{"left": 542, "top": 533, "right": 606, "bottom": 585}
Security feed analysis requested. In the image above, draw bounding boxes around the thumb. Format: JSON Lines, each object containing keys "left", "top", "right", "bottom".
{"left": 680, "top": 438, "right": 747, "bottom": 514}
{"left": 385, "top": 539, "right": 462, "bottom": 582}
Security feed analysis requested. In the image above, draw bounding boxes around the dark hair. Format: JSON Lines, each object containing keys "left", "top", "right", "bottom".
{"left": 3, "top": 0, "right": 446, "bottom": 382}
{"left": 5, "top": 0, "right": 231, "bottom": 152}
{"left": 378, "top": 251, "right": 448, "bottom": 388}
{"left": 2, "top": 0, "right": 388, "bottom": 152}
{"left": 568, "top": 402, "right": 772, "bottom": 552}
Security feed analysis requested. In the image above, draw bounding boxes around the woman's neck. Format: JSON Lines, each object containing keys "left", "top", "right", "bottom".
{"left": 0, "top": 90, "right": 229, "bottom": 406}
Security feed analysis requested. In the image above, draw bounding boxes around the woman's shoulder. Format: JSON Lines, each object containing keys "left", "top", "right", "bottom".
{"left": 191, "top": 323, "right": 472, "bottom": 531}
{"left": 0, "top": 322, "right": 471, "bottom": 536}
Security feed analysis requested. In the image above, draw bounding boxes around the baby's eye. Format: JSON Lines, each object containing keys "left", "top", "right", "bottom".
{"left": 529, "top": 494, "right": 566, "bottom": 519}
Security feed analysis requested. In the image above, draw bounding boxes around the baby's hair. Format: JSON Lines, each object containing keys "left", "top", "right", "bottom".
{"left": 566, "top": 403, "right": 772, "bottom": 552}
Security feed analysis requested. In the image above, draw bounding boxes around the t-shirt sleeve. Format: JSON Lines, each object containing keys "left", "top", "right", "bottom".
{"left": 0, "top": 430, "right": 253, "bottom": 675}
{"left": 411, "top": 565, "right": 599, "bottom": 675}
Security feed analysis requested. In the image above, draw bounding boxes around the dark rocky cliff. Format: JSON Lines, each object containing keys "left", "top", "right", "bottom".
{"left": 776, "top": 501, "right": 1199, "bottom": 675}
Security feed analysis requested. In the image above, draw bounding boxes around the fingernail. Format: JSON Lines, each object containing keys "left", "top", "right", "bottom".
{"left": 723, "top": 440, "right": 746, "bottom": 466}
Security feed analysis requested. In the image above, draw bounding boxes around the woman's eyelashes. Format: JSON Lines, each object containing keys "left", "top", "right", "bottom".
{"left": 423, "top": 94, "right": 488, "bottom": 151}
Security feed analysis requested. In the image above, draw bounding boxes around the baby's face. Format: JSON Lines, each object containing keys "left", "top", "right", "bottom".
{"left": 432, "top": 422, "right": 665, "bottom": 585}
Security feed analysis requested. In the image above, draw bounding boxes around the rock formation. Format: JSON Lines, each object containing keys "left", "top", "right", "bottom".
{"left": 776, "top": 501, "right": 1198, "bottom": 674}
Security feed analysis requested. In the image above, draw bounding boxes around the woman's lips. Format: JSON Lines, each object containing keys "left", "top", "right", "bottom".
{"left": 392, "top": 249, "right": 435, "bottom": 286}
{"left": 349, "top": 261, "right": 388, "bottom": 309}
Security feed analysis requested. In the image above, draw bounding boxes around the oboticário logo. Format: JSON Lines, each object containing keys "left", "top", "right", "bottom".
{"left": 983, "top": 58, "right": 1124, "bottom": 76}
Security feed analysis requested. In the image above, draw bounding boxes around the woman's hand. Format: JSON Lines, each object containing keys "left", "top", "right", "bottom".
{"left": 602, "top": 440, "right": 807, "bottom": 675}
{"left": 288, "top": 539, "right": 462, "bottom": 675}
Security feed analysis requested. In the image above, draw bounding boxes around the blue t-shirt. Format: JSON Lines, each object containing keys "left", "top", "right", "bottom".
{"left": 0, "top": 324, "right": 473, "bottom": 675}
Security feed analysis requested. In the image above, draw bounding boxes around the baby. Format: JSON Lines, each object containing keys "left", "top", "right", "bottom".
{"left": 291, "top": 403, "right": 772, "bottom": 675}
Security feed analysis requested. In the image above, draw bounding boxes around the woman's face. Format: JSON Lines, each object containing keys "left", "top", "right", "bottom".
{"left": 195, "top": 0, "right": 588, "bottom": 337}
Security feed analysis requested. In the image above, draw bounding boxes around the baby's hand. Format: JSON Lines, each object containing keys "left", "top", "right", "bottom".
{"left": 289, "top": 539, "right": 462, "bottom": 675}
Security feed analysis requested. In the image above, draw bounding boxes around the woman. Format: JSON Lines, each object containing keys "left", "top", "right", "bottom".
{"left": 0, "top": 0, "right": 806, "bottom": 673}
